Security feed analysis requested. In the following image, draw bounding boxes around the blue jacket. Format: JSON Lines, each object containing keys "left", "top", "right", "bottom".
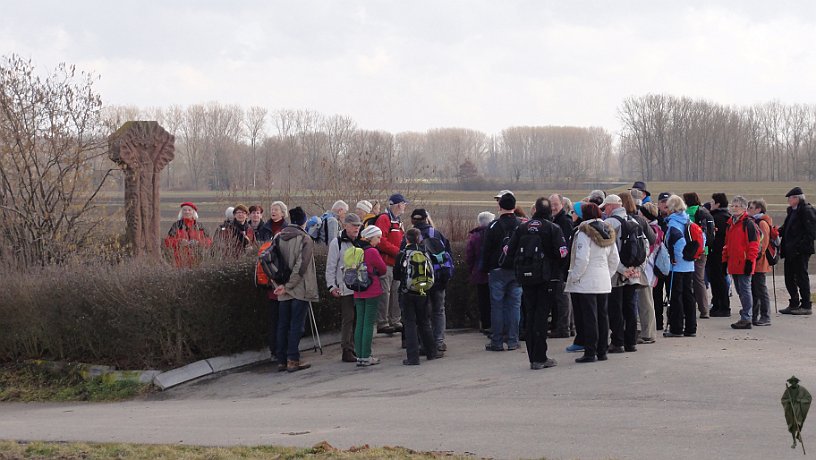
{"left": 665, "top": 212, "right": 695, "bottom": 273}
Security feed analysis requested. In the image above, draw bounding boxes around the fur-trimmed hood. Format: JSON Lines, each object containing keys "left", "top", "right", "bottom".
{"left": 579, "top": 219, "right": 616, "bottom": 247}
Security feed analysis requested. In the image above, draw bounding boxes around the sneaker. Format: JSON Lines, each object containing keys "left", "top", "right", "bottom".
{"left": 402, "top": 359, "right": 420, "bottom": 366}
{"left": 791, "top": 308, "right": 813, "bottom": 315}
{"left": 506, "top": 344, "right": 521, "bottom": 351}
{"left": 368, "top": 357, "right": 380, "bottom": 365}
{"left": 754, "top": 318, "right": 771, "bottom": 326}
{"left": 530, "top": 358, "right": 557, "bottom": 369}
{"left": 608, "top": 345, "right": 625, "bottom": 354}
{"left": 566, "top": 344, "right": 585, "bottom": 353}
{"left": 485, "top": 343, "right": 504, "bottom": 352}
{"left": 780, "top": 306, "right": 797, "bottom": 314}
{"left": 575, "top": 355, "right": 597, "bottom": 363}
{"left": 731, "top": 320, "right": 752, "bottom": 329}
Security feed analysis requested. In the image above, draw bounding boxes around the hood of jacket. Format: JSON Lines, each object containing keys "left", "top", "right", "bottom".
{"left": 279, "top": 225, "right": 307, "bottom": 241}
{"left": 580, "top": 219, "right": 616, "bottom": 247}
{"left": 667, "top": 211, "right": 690, "bottom": 228}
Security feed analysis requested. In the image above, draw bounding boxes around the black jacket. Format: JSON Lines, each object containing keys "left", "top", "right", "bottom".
{"left": 710, "top": 207, "right": 731, "bottom": 257}
{"left": 551, "top": 209, "right": 574, "bottom": 279}
{"left": 502, "top": 217, "right": 567, "bottom": 282}
{"left": 781, "top": 202, "right": 816, "bottom": 258}
{"left": 480, "top": 213, "right": 520, "bottom": 272}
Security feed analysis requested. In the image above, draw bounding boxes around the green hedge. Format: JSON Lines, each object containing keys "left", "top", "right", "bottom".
{"left": 0, "top": 243, "right": 478, "bottom": 370}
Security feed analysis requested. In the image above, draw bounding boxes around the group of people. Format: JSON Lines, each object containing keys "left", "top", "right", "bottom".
{"left": 465, "top": 184, "right": 815, "bottom": 368}
{"left": 163, "top": 182, "right": 815, "bottom": 372}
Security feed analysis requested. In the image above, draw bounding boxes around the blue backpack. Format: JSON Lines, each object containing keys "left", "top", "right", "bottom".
{"left": 422, "top": 227, "right": 454, "bottom": 286}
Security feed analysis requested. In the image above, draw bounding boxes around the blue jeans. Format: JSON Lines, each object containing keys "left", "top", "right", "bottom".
{"left": 732, "top": 274, "right": 753, "bottom": 322}
{"left": 428, "top": 288, "right": 446, "bottom": 346}
{"left": 488, "top": 268, "right": 522, "bottom": 348}
{"left": 276, "top": 299, "right": 308, "bottom": 363}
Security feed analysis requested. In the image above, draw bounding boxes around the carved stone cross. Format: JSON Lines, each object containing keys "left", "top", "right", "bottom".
{"left": 108, "top": 121, "right": 175, "bottom": 258}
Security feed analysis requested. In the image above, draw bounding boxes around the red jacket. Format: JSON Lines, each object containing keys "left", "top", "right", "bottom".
{"left": 374, "top": 211, "right": 404, "bottom": 266}
{"left": 355, "top": 247, "right": 388, "bottom": 299}
{"left": 722, "top": 212, "right": 760, "bottom": 275}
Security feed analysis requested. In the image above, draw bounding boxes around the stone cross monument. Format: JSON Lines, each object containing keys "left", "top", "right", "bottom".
{"left": 108, "top": 121, "right": 175, "bottom": 258}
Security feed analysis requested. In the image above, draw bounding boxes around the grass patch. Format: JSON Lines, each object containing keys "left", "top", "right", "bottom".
{"left": 0, "top": 441, "right": 477, "bottom": 459}
{"left": 0, "top": 363, "right": 152, "bottom": 402}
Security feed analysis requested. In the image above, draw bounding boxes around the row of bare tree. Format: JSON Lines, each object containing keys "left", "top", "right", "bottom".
{"left": 619, "top": 94, "right": 816, "bottom": 181}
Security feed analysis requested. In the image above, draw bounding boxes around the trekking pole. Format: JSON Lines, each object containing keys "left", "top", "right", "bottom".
{"left": 772, "top": 265, "right": 778, "bottom": 314}
{"left": 308, "top": 301, "right": 323, "bottom": 354}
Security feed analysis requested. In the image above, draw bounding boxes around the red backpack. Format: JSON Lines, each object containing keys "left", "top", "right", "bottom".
{"left": 682, "top": 222, "right": 705, "bottom": 261}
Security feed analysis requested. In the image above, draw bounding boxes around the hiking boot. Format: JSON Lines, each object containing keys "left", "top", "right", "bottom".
{"left": 437, "top": 342, "right": 447, "bottom": 352}
{"left": 624, "top": 345, "right": 637, "bottom": 352}
{"left": 608, "top": 345, "right": 625, "bottom": 354}
{"left": 731, "top": 320, "right": 752, "bottom": 329}
{"left": 377, "top": 326, "right": 396, "bottom": 334}
{"left": 699, "top": 312, "right": 709, "bottom": 319}
{"left": 548, "top": 331, "right": 570, "bottom": 339}
{"left": 684, "top": 332, "right": 697, "bottom": 337}
{"left": 507, "top": 343, "right": 521, "bottom": 351}
{"left": 709, "top": 310, "right": 731, "bottom": 317}
{"left": 663, "top": 331, "right": 683, "bottom": 337}
{"left": 286, "top": 360, "right": 311, "bottom": 372}
{"left": 640, "top": 337, "right": 656, "bottom": 344}
{"left": 566, "top": 344, "right": 585, "bottom": 353}
{"left": 596, "top": 354, "right": 608, "bottom": 361}
{"left": 530, "top": 358, "right": 557, "bottom": 369}
{"left": 392, "top": 323, "right": 404, "bottom": 332}
{"left": 575, "top": 355, "right": 597, "bottom": 363}
{"left": 277, "top": 363, "right": 288, "bottom": 372}
{"left": 342, "top": 349, "right": 357, "bottom": 363}
{"left": 402, "top": 359, "right": 420, "bottom": 366}
{"left": 791, "top": 308, "right": 813, "bottom": 315}
{"left": 428, "top": 351, "right": 444, "bottom": 360}
{"left": 753, "top": 319, "right": 771, "bottom": 326}
{"left": 485, "top": 343, "right": 504, "bottom": 352}
{"left": 780, "top": 305, "right": 798, "bottom": 314}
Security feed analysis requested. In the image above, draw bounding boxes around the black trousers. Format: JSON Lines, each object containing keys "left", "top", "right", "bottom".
{"left": 476, "top": 283, "right": 491, "bottom": 330}
{"left": 402, "top": 293, "right": 436, "bottom": 362}
{"left": 608, "top": 284, "right": 638, "bottom": 348}
{"left": 784, "top": 255, "right": 812, "bottom": 308}
{"left": 267, "top": 298, "right": 279, "bottom": 356}
{"left": 707, "top": 253, "right": 730, "bottom": 313}
{"left": 572, "top": 293, "right": 609, "bottom": 357}
{"left": 653, "top": 275, "right": 667, "bottom": 330}
{"left": 668, "top": 271, "right": 697, "bottom": 335}
{"left": 522, "top": 283, "right": 553, "bottom": 363}
{"left": 551, "top": 280, "right": 571, "bottom": 335}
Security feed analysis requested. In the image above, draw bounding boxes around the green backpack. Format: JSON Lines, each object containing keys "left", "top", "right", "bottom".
{"left": 402, "top": 249, "right": 435, "bottom": 295}
{"left": 343, "top": 246, "right": 372, "bottom": 292}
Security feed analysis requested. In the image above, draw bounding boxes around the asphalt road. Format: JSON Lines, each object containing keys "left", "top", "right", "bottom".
{"left": 1, "top": 276, "right": 814, "bottom": 460}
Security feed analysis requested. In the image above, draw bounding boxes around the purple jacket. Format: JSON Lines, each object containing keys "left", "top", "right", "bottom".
{"left": 466, "top": 226, "right": 489, "bottom": 285}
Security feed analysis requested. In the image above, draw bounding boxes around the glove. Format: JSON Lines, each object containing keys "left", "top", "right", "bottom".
{"left": 744, "top": 260, "right": 753, "bottom": 275}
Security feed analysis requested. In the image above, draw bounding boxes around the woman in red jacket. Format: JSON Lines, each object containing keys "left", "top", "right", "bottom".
{"left": 723, "top": 196, "right": 760, "bottom": 329}
{"left": 164, "top": 202, "right": 211, "bottom": 268}
{"left": 354, "top": 225, "right": 388, "bottom": 367}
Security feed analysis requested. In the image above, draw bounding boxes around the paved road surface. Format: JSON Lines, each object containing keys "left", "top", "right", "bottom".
{"left": 1, "top": 278, "right": 814, "bottom": 460}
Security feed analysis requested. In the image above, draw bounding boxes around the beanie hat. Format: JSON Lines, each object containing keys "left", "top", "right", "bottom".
{"left": 180, "top": 202, "right": 198, "bottom": 211}
{"left": 289, "top": 206, "right": 307, "bottom": 226}
{"left": 356, "top": 200, "right": 373, "bottom": 213}
{"left": 411, "top": 208, "right": 428, "bottom": 221}
{"left": 360, "top": 225, "right": 383, "bottom": 240}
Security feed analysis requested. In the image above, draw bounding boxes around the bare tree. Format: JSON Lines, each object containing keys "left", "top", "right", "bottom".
{"left": 244, "top": 106, "right": 267, "bottom": 189}
{"left": 0, "top": 55, "right": 113, "bottom": 268}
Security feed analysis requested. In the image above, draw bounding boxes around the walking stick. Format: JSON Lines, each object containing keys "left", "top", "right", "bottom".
{"left": 308, "top": 301, "right": 323, "bottom": 354}
{"left": 772, "top": 265, "right": 778, "bottom": 314}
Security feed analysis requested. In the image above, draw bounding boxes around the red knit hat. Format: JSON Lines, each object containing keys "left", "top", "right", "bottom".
{"left": 180, "top": 202, "right": 198, "bottom": 211}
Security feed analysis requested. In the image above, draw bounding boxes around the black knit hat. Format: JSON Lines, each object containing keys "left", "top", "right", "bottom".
{"left": 786, "top": 186, "right": 804, "bottom": 197}
{"left": 289, "top": 206, "right": 307, "bottom": 226}
{"left": 498, "top": 193, "right": 516, "bottom": 211}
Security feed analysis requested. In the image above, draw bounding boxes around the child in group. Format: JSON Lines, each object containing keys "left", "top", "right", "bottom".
{"left": 394, "top": 228, "right": 441, "bottom": 365}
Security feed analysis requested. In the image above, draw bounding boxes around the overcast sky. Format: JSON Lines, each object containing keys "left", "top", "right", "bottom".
{"left": 2, "top": 1, "right": 815, "bottom": 136}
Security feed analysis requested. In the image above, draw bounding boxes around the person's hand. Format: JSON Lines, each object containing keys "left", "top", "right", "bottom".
{"left": 273, "top": 285, "right": 285, "bottom": 296}
{"left": 331, "top": 287, "right": 341, "bottom": 297}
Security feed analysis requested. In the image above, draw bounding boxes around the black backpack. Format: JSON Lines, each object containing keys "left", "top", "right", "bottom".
{"left": 422, "top": 227, "right": 454, "bottom": 286}
{"left": 694, "top": 207, "right": 716, "bottom": 249}
{"left": 612, "top": 215, "right": 648, "bottom": 268}
{"left": 513, "top": 229, "right": 548, "bottom": 285}
{"left": 258, "top": 234, "right": 291, "bottom": 285}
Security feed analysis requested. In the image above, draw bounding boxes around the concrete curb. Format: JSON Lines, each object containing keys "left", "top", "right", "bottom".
{"left": 152, "top": 330, "right": 342, "bottom": 390}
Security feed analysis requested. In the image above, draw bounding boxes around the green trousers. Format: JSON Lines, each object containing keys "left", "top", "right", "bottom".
{"left": 354, "top": 296, "right": 380, "bottom": 359}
